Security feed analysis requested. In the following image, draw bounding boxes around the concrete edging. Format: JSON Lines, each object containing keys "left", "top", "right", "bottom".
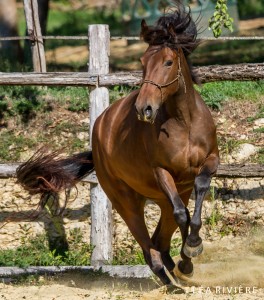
{"left": 0, "top": 265, "right": 152, "bottom": 279}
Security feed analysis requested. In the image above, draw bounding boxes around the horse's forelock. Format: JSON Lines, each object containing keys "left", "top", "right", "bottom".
{"left": 140, "top": 4, "right": 198, "bottom": 56}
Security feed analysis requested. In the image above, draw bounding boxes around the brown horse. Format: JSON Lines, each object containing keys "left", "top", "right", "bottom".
{"left": 17, "top": 6, "right": 219, "bottom": 286}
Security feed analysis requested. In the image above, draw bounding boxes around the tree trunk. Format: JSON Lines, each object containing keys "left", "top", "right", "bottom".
{"left": 37, "top": 0, "right": 50, "bottom": 36}
{"left": 0, "top": 0, "right": 23, "bottom": 67}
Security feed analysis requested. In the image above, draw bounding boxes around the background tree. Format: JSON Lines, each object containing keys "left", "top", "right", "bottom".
{"left": 0, "top": 0, "right": 23, "bottom": 66}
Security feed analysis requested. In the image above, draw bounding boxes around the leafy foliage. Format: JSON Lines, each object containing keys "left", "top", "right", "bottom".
{"left": 209, "top": 0, "right": 234, "bottom": 38}
{"left": 0, "top": 86, "right": 44, "bottom": 122}
{"left": 237, "top": 0, "right": 264, "bottom": 19}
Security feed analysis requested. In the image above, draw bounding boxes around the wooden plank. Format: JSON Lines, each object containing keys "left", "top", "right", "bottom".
{"left": 0, "top": 163, "right": 263, "bottom": 178}
{"left": 0, "top": 72, "right": 98, "bottom": 86}
{"left": 0, "top": 63, "right": 263, "bottom": 86}
{"left": 23, "top": 0, "right": 46, "bottom": 72}
{"left": 88, "top": 25, "right": 113, "bottom": 266}
{"left": 216, "top": 164, "right": 264, "bottom": 178}
{"left": 195, "top": 63, "right": 264, "bottom": 82}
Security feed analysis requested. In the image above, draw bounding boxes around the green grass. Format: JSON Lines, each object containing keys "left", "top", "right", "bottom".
{"left": 0, "top": 81, "right": 262, "bottom": 162}
{"left": 218, "top": 136, "right": 249, "bottom": 156}
{"left": 0, "top": 131, "right": 37, "bottom": 161}
{"left": 0, "top": 86, "right": 89, "bottom": 117}
{"left": 196, "top": 80, "right": 264, "bottom": 109}
{"left": 170, "top": 237, "right": 182, "bottom": 257}
{"left": 0, "top": 85, "right": 90, "bottom": 161}
{"left": 109, "top": 85, "right": 137, "bottom": 104}
{"left": 251, "top": 148, "right": 264, "bottom": 164}
{"left": 0, "top": 228, "right": 92, "bottom": 267}
{"left": 109, "top": 81, "right": 264, "bottom": 110}
{"left": 3, "top": 82, "right": 262, "bottom": 118}
{"left": 248, "top": 106, "right": 264, "bottom": 122}
{"left": 112, "top": 248, "right": 145, "bottom": 266}
{"left": 112, "top": 237, "right": 181, "bottom": 266}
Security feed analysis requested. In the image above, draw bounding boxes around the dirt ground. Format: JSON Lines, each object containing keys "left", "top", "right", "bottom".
{"left": 1, "top": 235, "right": 263, "bottom": 300}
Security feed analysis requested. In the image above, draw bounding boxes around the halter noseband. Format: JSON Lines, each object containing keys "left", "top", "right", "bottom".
{"left": 140, "top": 52, "right": 186, "bottom": 102}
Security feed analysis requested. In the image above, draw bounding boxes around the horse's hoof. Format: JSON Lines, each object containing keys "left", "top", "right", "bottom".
{"left": 173, "top": 260, "right": 194, "bottom": 281}
{"left": 183, "top": 241, "right": 203, "bottom": 258}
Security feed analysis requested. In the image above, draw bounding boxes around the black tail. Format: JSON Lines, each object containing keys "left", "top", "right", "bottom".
{"left": 16, "top": 147, "right": 94, "bottom": 216}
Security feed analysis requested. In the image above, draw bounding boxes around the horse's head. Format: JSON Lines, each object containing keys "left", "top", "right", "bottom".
{"left": 135, "top": 41, "right": 183, "bottom": 124}
{"left": 135, "top": 5, "right": 198, "bottom": 124}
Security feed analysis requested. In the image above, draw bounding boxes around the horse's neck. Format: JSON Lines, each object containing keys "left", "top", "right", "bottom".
{"left": 165, "top": 60, "right": 196, "bottom": 126}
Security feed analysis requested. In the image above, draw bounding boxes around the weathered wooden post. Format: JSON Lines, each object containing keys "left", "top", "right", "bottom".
{"left": 23, "top": 0, "right": 46, "bottom": 72}
{"left": 88, "top": 24, "right": 113, "bottom": 266}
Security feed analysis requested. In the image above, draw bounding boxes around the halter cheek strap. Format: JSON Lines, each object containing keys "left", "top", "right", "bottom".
{"left": 140, "top": 53, "right": 187, "bottom": 102}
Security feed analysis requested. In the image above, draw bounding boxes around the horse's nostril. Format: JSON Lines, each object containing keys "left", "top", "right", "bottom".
{"left": 144, "top": 105, "right": 153, "bottom": 119}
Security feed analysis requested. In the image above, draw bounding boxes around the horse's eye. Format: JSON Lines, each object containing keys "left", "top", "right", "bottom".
{"left": 164, "top": 60, "right": 173, "bottom": 67}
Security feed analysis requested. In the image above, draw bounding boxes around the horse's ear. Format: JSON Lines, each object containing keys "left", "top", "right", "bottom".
{"left": 140, "top": 19, "right": 148, "bottom": 36}
{"left": 141, "top": 19, "right": 148, "bottom": 30}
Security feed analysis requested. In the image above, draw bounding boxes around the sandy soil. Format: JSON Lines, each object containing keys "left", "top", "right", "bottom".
{"left": 1, "top": 236, "right": 263, "bottom": 300}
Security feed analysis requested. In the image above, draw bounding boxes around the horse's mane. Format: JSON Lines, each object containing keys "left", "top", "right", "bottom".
{"left": 140, "top": 4, "right": 198, "bottom": 56}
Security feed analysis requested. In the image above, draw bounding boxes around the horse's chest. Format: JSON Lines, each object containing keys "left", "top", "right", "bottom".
{"left": 155, "top": 130, "right": 204, "bottom": 177}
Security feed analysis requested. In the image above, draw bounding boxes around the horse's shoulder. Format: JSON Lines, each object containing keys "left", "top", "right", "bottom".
{"left": 94, "top": 88, "right": 140, "bottom": 132}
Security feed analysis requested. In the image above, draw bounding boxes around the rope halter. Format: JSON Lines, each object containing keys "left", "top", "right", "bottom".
{"left": 140, "top": 52, "right": 186, "bottom": 102}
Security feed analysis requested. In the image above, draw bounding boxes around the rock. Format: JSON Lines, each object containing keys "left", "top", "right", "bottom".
{"left": 231, "top": 143, "right": 258, "bottom": 163}
{"left": 254, "top": 118, "right": 264, "bottom": 128}
{"left": 77, "top": 132, "right": 88, "bottom": 140}
{"left": 80, "top": 118, "right": 90, "bottom": 124}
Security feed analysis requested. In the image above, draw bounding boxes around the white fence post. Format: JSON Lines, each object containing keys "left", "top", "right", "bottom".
{"left": 88, "top": 24, "right": 113, "bottom": 266}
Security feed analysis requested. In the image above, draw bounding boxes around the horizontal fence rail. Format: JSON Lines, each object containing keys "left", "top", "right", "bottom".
{"left": 1, "top": 163, "right": 263, "bottom": 178}
{"left": 1, "top": 35, "right": 264, "bottom": 41}
{"left": 0, "top": 63, "right": 263, "bottom": 86}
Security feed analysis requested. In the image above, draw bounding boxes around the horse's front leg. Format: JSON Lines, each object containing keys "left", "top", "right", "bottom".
{"left": 154, "top": 167, "right": 193, "bottom": 277}
{"left": 183, "top": 154, "right": 219, "bottom": 258}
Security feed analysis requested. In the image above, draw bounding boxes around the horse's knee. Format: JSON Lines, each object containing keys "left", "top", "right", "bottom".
{"left": 195, "top": 173, "right": 211, "bottom": 195}
{"left": 148, "top": 248, "right": 164, "bottom": 272}
{"left": 173, "top": 208, "right": 188, "bottom": 226}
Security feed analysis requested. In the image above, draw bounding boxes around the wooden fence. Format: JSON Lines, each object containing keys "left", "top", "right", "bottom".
{"left": 0, "top": 5, "right": 264, "bottom": 266}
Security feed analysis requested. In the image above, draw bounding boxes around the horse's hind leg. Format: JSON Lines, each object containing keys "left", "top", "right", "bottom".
{"left": 106, "top": 182, "right": 173, "bottom": 285}
{"left": 151, "top": 203, "right": 179, "bottom": 279}
{"left": 152, "top": 194, "right": 193, "bottom": 281}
